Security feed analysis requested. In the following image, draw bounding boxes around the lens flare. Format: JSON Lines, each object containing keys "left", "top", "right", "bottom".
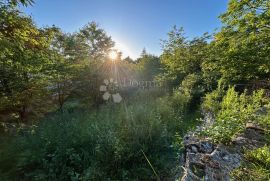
{"left": 109, "top": 51, "right": 118, "bottom": 60}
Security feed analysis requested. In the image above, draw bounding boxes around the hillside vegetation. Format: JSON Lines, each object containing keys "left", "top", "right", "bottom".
{"left": 0, "top": 0, "right": 269, "bottom": 180}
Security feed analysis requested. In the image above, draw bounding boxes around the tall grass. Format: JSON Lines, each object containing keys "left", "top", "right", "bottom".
{"left": 0, "top": 90, "right": 200, "bottom": 181}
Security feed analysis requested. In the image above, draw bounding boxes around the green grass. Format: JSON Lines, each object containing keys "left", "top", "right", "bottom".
{"left": 200, "top": 88, "right": 270, "bottom": 180}
{"left": 231, "top": 146, "right": 270, "bottom": 181}
{"left": 201, "top": 88, "right": 270, "bottom": 144}
{"left": 0, "top": 90, "right": 200, "bottom": 181}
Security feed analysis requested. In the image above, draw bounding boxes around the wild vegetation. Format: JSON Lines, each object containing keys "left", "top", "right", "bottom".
{"left": 0, "top": 0, "right": 269, "bottom": 180}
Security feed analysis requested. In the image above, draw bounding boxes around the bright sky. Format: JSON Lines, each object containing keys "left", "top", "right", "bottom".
{"left": 22, "top": 0, "right": 229, "bottom": 59}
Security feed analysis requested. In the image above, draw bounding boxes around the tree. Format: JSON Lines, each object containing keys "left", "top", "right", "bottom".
{"left": 47, "top": 28, "right": 78, "bottom": 111}
{"left": 123, "top": 56, "right": 134, "bottom": 63}
{"left": 140, "top": 47, "right": 147, "bottom": 57}
{"left": 136, "top": 53, "right": 162, "bottom": 81}
{"left": 0, "top": 4, "right": 56, "bottom": 121}
{"left": 160, "top": 26, "right": 209, "bottom": 87}
{"left": 0, "top": 0, "right": 34, "bottom": 6}
{"left": 77, "top": 22, "right": 114, "bottom": 61}
{"left": 206, "top": 0, "right": 270, "bottom": 85}
{"left": 66, "top": 22, "right": 115, "bottom": 108}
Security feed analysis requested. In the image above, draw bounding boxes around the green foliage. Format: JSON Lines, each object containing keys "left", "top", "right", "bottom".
{"left": 231, "top": 146, "right": 270, "bottom": 181}
{"left": 0, "top": 3, "right": 115, "bottom": 121}
{"left": 0, "top": 4, "right": 58, "bottom": 121}
{"left": 205, "top": 0, "right": 270, "bottom": 84}
{"left": 201, "top": 87, "right": 224, "bottom": 114}
{"left": 203, "top": 88, "right": 269, "bottom": 144}
{"left": 78, "top": 22, "right": 114, "bottom": 61}
{"left": 160, "top": 27, "right": 209, "bottom": 87}
{"left": 0, "top": 92, "right": 199, "bottom": 180}
{"left": 136, "top": 52, "right": 163, "bottom": 81}
{"left": 0, "top": 0, "right": 34, "bottom": 7}
{"left": 170, "top": 90, "right": 190, "bottom": 114}
{"left": 245, "top": 146, "right": 270, "bottom": 166}
{"left": 159, "top": 26, "right": 212, "bottom": 107}
{"left": 180, "top": 73, "right": 205, "bottom": 108}
{"left": 1, "top": 0, "right": 270, "bottom": 180}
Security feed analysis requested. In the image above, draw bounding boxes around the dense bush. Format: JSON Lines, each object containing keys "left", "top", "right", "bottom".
{"left": 231, "top": 146, "right": 270, "bottom": 181}
{"left": 0, "top": 91, "right": 199, "bottom": 181}
{"left": 1, "top": 0, "right": 270, "bottom": 180}
{"left": 179, "top": 73, "right": 205, "bottom": 109}
{"left": 201, "top": 82, "right": 225, "bottom": 114}
{"left": 202, "top": 88, "right": 269, "bottom": 144}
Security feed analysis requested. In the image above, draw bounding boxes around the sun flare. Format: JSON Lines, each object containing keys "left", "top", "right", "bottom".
{"left": 109, "top": 51, "right": 118, "bottom": 60}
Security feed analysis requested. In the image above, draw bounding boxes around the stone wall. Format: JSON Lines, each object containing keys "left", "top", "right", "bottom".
{"left": 179, "top": 122, "right": 266, "bottom": 181}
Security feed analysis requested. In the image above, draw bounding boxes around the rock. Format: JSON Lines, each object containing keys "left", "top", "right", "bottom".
{"left": 199, "top": 141, "right": 215, "bottom": 153}
{"left": 245, "top": 122, "right": 264, "bottom": 132}
{"left": 191, "top": 145, "right": 198, "bottom": 153}
{"left": 210, "top": 146, "right": 242, "bottom": 170}
{"left": 180, "top": 118, "right": 267, "bottom": 181}
{"left": 244, "top": 128, "right": 265, "bottom": 142}
{"left": 222, "top": 155, "right": 229, "bottom": 161}
{"left": 181, "top": 136, "right": 243, "bottom": 181}
{"left": 232, "top": 127, "right": 266, "bottom": 150}
{"left": 232, "top": 136, "right": 248, "bottom": 145}
{"left": 190, "top": 162, "right": 205, "bottom": 178}
{"left": 183, "top": 134, "right": 200, "bottom": 146}
{"left": 184, "top": 135, "right": 215, "bottom": 154}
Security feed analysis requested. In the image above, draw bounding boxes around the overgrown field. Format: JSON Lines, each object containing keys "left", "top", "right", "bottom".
{"left": 1, "top": 0, "right": 270, "bottom": 180}
{"left": 0, "top": 91, "right": 200, "bottom": 181}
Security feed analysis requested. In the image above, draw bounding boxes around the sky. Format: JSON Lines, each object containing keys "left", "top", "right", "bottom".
{"left": 22, "top": 0, "right": 229, "bottom": 59}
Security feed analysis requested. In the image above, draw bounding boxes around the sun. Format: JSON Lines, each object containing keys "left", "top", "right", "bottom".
{"left": 109, "top": 51, "right": 118, "bottom": 60}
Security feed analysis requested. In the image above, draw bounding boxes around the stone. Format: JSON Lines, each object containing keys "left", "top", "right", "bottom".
{"left": 191, "top": 145, "right": 198, "bottom": 153}
{"left": 200, "top": 141, "right": 215, "bottom": 153}
{"left": 222, "top": 155, "right": 229, "bottom": 161}
{"left": 190, "top": 162, "right": 205, "bottom": 178}
{"left": 180, "top": 116, "right": 267, "bottom": 181}
{"left": 181, "top": 136, "right": 243, "bottom": 181}
{"left": 232, "top": 136, "right": 248, "bottom": 145}
{"left": 245, "top": 122, "right": 264, "bottom": 131}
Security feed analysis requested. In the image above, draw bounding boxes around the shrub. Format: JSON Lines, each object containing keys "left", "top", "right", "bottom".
{"left": 231, "top": 146, "right": 270, "bottom": 181}
{"left": 0, "top": 92, "right": 199, "bottom": 181}
{"left": 180, "top": 73, "right": 205, "bottom": 108}
{"left": 201, "top": 88, "right": 224, "bottom": 114}
{"left": 170, "top": 90, "right": 190, "bottom": 114}
{"left": 203, "top": 88, "right": 269, "bottom": 144}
